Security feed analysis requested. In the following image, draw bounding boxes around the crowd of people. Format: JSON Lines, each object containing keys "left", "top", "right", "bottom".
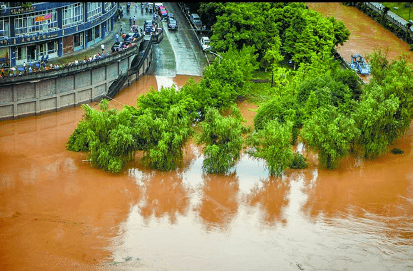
{"left": 1, "top": 3, "right": 153, "bottom": 79}
{"left": 0, "top": 43, "right": 138, "bottom": 79}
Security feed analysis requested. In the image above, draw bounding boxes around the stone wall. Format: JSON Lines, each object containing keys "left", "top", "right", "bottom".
{"left": 0, "top": 41, "right": 153, "bottom": 120}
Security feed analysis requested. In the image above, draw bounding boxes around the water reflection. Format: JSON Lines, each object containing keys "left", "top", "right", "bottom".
{"left": 2, "top": 72, "right": 413, "bottom": 270}
{"left": 197, "top": 173, "right": 239, "bottom": 232}
{"left": 246, "top": 177, "right": 290, "bottom": 227}
{"left": 138, "top": 171, "right": 190, "bottom": 225}
{"left": 308, "top": 3, "right": 413, "bottom": 63}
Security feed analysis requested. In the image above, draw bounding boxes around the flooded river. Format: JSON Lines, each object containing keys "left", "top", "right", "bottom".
{"left": 1, "top": 3, "right": 413, "bottom": 271}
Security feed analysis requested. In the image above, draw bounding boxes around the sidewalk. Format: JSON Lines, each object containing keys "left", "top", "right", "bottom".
{"left": 49, "top": 3, "right": 138, "bottom": 66}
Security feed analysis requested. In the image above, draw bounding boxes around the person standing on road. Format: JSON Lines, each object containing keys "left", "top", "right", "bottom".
{"left": 116, "top": 33, "right": 119, "bottom": 43}
{"left": 129, "top": 17, "right": 132, "bottom": 27}
{"left": 133, "top": 16, "right": 136, "bottom": 25}
{"left": 101, "top": 44, "right": 105, "bottom": 53}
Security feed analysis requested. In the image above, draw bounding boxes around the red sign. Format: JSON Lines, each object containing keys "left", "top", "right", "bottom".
{"left": 35, "top": 13, "right": 52, "bottom": 22}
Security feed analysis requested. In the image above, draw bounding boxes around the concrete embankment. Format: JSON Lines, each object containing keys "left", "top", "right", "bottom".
{"left": 0, "top": 40, "right": 153, "bottom": 120}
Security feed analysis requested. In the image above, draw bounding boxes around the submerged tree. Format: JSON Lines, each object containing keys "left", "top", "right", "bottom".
{"left": 300, "top": 105, "right": 359, "bottom": 169}
{"left": 197, "top": 106, "right": 244, "bottom": 174}
{"left": 248, "top": 120, "right": 294, "bottom": 176}
{"left": 353, "top": 82, "right": 400, "bottom": 159}
{"left": 66, "top": 99, "right": 139, "bottom": 173}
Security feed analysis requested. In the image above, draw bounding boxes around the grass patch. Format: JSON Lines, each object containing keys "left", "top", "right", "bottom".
{"left": 382, "top": 2, "right": 413, "bottom": 21}
{"left": 245, "top": 82, "right": 274, "bottom": 104}
{"left": 252, "top": 69, "right": 272, "bottom": 81}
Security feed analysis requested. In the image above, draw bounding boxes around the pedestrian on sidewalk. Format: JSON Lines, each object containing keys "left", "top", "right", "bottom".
{"left": 120, "top": 26, "right": 123, "bottom": 34}
{"left": 116, "top": 33, "right": 119, "bottom": 43}
{"left": 129, "top": 17, "right": 132, "bottom": 27}
{"left": 101, "top": 44, "right": 105, "bottom": 53}
{"left": 133, "top": 16, "right": 136, "bottom": 25}
{"left": 135, "top": 3, "right": 138, "bottom": 13}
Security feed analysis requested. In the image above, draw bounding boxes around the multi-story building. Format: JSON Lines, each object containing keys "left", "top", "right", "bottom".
{"left": 0, "top": 2, "right": 118, "bottom": 67}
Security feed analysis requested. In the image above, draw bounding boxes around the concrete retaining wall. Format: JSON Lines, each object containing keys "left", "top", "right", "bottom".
{"left": 0, "top": 42, "right": 153, "bottom": 120}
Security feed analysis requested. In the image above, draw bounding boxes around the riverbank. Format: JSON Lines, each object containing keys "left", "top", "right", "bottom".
{"left": 344, "top": 2, "right": 413, "bottom": 49}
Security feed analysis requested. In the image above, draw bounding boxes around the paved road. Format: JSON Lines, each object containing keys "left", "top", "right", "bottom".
{"left": 130, "top": 2, "right": 207, "bottom": 78}
{"left": 161, "top": 2, "right": 207, "bottom": 76}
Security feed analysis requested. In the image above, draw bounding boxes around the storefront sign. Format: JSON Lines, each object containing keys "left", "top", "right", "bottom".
{"left": 10, "top": 6, "right": 36, "bottom": 15}
{"left": 12, "top": 32, "right": 60, "bottom": 45}
{"left": 35, "top": 13, "right": 52, "bottom": 22}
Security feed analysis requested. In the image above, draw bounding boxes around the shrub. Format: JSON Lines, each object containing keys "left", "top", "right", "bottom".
{"left": 289, "top": 152, "right": 308, "bottom": 169}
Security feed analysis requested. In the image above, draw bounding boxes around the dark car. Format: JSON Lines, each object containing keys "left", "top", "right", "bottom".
{"left": 167, "top": 13, "right": 174, "bottom": 23}
{"left": 124, "top": 32, "right": 140, "bottom": 43}
{"left": 111, "top": 41, "right": 131, "bottom": 52}
{"left": 168, "top": 19, "right": 178, "bottom": 31}
{"left": 111, "top": 41, "right": 123, "bottom": 52}
{"left": 144, "top": 19, "right": 153, "bottom": 33}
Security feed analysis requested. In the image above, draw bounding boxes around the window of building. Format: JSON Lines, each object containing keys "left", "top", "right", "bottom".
{"left": 0, "top": 18, "right": 10, "bottom": 38}
{"left": 87, "top": 3, "right": 102, "bottom": 21}
{"left": 14, "top": 10, "right": 58, "bottom": 36}
{"left": 87, "top": 28, "right": 93, "bottom": 42}
{"left": 15, "top": 46, "right": 27, "bottom": 61}
{"left": 38, "top": 43, "right": 47, "bottom": 58}
{"left": 104, "top": 2, "right": 112, "bottom": 13}
{"left": 63, "top": 3, "right": 84, "bottom": 27}
{"left": 94, "top": 25, "right": 100, "bottom": 39}
{"left": 73, "top": 33, "right": 83, "bottom": 47}
{"left": 47, "top": 40, "right": 58, "bottom": 54}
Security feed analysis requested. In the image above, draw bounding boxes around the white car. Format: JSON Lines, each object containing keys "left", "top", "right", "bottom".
{"left": 154, "top": 2, "right": 163, "bottom": 10}
{"left": 200, "top": 37, "right": 211, "bottom": 51}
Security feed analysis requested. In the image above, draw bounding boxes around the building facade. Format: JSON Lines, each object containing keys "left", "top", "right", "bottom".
{"left": 0, "top": 2, "right": 118, "bottom": 67}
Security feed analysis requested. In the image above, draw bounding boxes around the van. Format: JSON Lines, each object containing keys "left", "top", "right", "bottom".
{"left": 190, "top": 13, "right": 202, "bottom": 29}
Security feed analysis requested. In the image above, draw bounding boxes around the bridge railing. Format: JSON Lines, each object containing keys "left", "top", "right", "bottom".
{"left": 0, "top": 39, "right": 143, "bottom": 85}
{"left": 106, "top": 39, "right": 153, "bottom": 99}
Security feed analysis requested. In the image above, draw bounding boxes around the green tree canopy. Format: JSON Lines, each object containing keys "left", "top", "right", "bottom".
{"left": 353, "top": 82, "right": 400, "bottom": 159}
{"left": 248, "top": 120, "right": 294, "bottom": 176}
{"left": 300, "top": 105, "right": 359, "bottom": 169}
{"left": 67, "top": 99, "right": 139, "bottom": 173}
{"left": 197, "top": 106, "right": 244, "bottom": 174}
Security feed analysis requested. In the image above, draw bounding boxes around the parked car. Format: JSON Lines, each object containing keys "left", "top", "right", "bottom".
{"left": 190, "top": 13, "right": 202, "bottom": 30}
{"left": 111, "top": 41, "right": 124, "bottom": 52}
{"left": 200, "top": 36, "right": 211, "bottom": 51}
{"left": 124, "top": 32, "right": 140, "bottom": 43}
{"left": 154, "top": 2, "right": 163, "bottom": 11}
{"left": 159, "top": 6, "right": 168, "bottom": 19}
{"left": 111, "top": 41, "right": 131, "bottom": 52}
{"left": 144, "top": 19, "right": 154, "bottom": 33}
{"left": 167, "top": 13, "right": 174, "bottom": 23}
{"left": 168, "top": 18, "right": 178, "bottom": 31}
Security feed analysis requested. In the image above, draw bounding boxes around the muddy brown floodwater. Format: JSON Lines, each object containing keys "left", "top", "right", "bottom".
{"left": 1, "top": 4, "right": 413, "bottom": 271}
{"left": 307, "top": 2, "right": 413, "bottom": 83}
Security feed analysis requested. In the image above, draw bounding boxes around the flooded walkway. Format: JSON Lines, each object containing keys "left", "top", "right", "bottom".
{"left": 1, "top": 3, "right": 413, "bottom": 271}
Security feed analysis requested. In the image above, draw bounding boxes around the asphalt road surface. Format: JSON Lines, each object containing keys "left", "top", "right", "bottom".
{"left": 137, "top": 2, "right": 208, "bottom": 77}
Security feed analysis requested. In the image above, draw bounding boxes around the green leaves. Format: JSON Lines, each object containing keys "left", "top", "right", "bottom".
{"left": 66, "top": 100, "right": 138, "bottom": 173}
{"left": 301, "top": 105, "right": 358, "bottom": 169}
{"left": 249, "top": 120, "right": 294, "bottom": 176}
{"left": 197, "top": 106, "right": 244, "bottom": 174}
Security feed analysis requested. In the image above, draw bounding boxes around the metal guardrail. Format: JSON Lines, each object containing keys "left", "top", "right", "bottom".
{"left": 106, "top": 39, "right": 153, "bottom": 99}
{"left": 350, "top": 2, "right": 413, "bottom": 46}
{"left": 332, "top": 49, "right": 366, "bottom": 85}
{"left": 365, "top": 3, "right": 413, "bottom": 31}
{"left": 0, "top": 38, "right": 143, "bottom": 86}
